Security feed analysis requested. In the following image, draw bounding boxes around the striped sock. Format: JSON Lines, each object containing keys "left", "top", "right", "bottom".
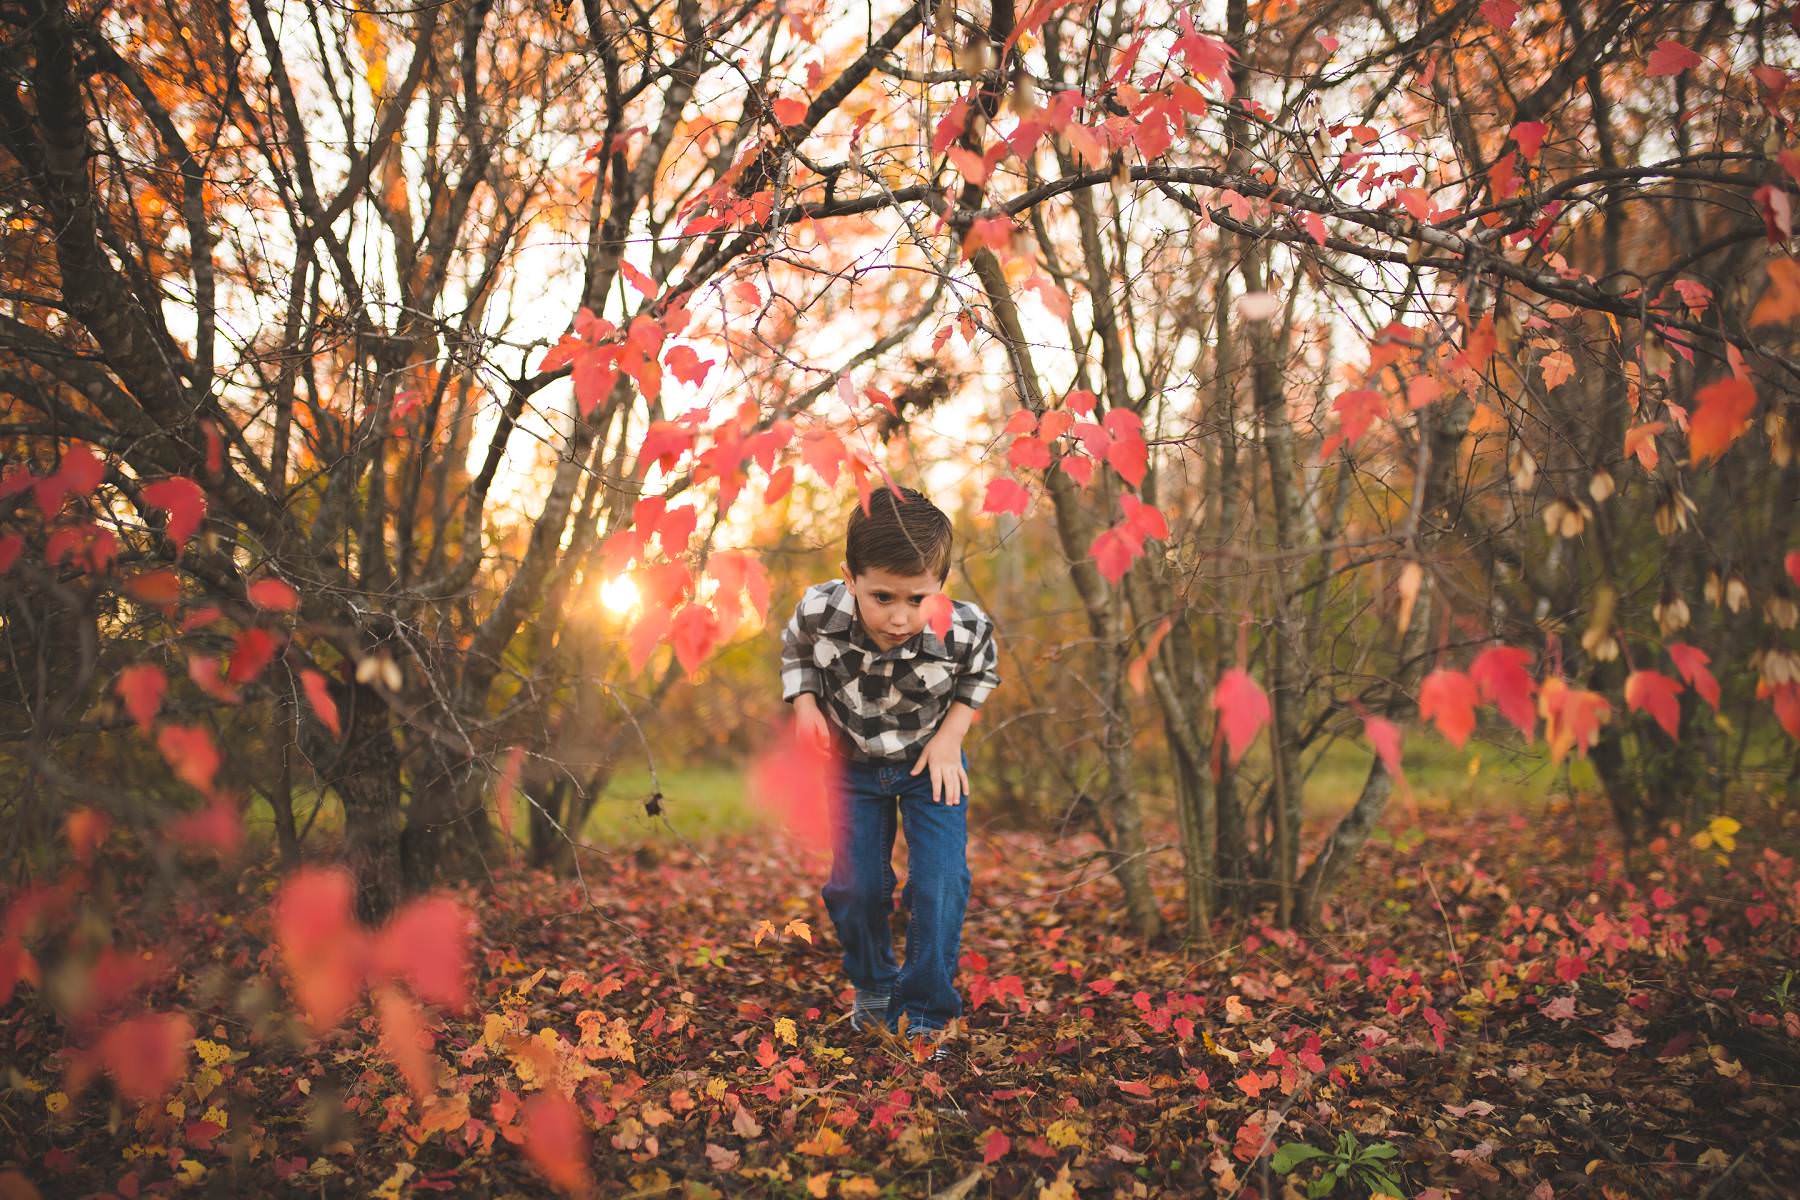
{"left": 850, "top": 988, "right": 890, "bottom": 1031}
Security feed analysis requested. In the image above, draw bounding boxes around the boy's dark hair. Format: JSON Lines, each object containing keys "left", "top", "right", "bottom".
{"left": 846, "top": 486, "right": 953, "bottom": 582}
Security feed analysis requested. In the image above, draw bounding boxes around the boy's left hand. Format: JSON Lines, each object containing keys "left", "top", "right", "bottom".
{"left": 910, "top": 734, "right": 968, "bottom": 806}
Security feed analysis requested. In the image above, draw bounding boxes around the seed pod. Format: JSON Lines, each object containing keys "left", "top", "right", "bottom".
{"left": 1511, "top": 447, "right": 1537, "bottom": 491}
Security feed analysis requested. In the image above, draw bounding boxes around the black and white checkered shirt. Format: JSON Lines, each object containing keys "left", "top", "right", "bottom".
{"left": 780, "top": 579, "right": 1000, "bottom": 764}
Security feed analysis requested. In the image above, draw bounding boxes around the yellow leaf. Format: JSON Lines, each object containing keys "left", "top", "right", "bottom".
{"left": 796, "top": 1126, "right": 849, "bottom": 1157}
{"left": 175, "top": 1160, "right": 206, "bottom": 1186}
{"left": 1044, "top": 1119, "right": 1085, "bottom": 1149}
{"left": 193, "top": 1038, "right": 231, "bottom": 1067}
{"left": 753, "top": 919, "right": 776, "bottom": 947}
{"left": 45, "top": 1091, "right": 69, "bottom": 1115}
{"left": 784, "top": 918, "right": 814, "bottom": 944}
{"left": 775, "top": 1017, "right": 798, "bottom": 1047}
{"left": 1039, "top": 1164, "right": 1079, "bottom": 1200}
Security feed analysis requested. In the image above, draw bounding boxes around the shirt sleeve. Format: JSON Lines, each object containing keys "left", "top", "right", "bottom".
{"left": 952, "top": 610, "right": 1000, "bottom": 709}
{"left": 780, "top": 594, "right": 826, "bottom": 702}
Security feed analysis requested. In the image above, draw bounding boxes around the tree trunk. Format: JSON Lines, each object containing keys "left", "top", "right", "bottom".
{"left": 319, "top": 680, "right": 405, "bottom": 922}
{"left": 1297, "top": 392, "right": 1475, "bottom": 927}
{"left": 967, "top": 246, "right": 1163, "bottom": 941}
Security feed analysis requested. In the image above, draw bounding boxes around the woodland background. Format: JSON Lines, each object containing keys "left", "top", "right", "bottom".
{"left": 2, "top": 0, "right": 1799, "bottom": 1195}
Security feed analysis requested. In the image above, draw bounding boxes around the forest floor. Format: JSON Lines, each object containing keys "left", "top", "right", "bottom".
{"left": 5, "top": 791, "right": 1799, "bottom": 1199}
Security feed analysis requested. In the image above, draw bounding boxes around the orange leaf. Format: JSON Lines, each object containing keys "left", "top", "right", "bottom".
{"left": 124, "top": 569, "right": 183, "bottom": 607}
{"left": 156, "top": 724, "right": 220, "bottom": 792}
{"left": 522, "top": 1092, "right": 592, "bottom": 1195}
{"left": 247, "top": 578, "right": 300, "bottom": 611}
{"left": 1687, "top": 377, "right": 1757, "bottom": 463}
{"left": 1127, "top": 617, "right": 1174, "bottom": 697}
{"left": 1750, "top": 258, "right": 1800, "bottom": 328}
{"left": 1539, "top": 677, "right": 1611, "bottom": 764}
{"left": 1419, "top": 669, "right": 1477, "bottom": 748}
{"left": 1623, "top": 421, "right": 1666, "bottom": 471}
{"left": 375, "top": 986, "right": 436, "bottom": 1100}
{"left": 771, "top": 96, "right": 808, "bottom": 127}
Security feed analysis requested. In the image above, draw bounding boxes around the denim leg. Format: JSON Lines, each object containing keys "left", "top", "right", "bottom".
{"left": 889, "top": 766, "right": 971, "bottom": 1034}
{"left": 819, "top": 767, "right": 899, "bottom": 1000}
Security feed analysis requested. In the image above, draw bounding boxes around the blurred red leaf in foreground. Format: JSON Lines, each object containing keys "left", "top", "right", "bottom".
{"left": 747, "top": 715, "right": 842, "bottom": 855}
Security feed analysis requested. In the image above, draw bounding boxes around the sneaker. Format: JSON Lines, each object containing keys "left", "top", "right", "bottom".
{"left": 849, "top": 988, "right": 890, "bottom": 1033}
{"left": 902, "top": 1025, "right": 953, "bottom": 1065}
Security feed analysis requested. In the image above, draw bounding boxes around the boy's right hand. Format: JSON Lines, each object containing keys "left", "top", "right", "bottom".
{"left": 793, "top": 695, "right": 831, "bottom": 750}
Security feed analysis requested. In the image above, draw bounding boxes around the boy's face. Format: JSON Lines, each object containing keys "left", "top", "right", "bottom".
{"left": 841, "top": 561, "right": 943, "bottom": 651}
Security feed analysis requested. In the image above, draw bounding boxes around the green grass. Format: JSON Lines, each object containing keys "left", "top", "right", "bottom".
{"left": 576, "top": 764, "right": 755, "bottom": 846}
{"left": 1303, "top": 730, "right": 1556, "bottom": 815}
{"left": 233, "top": 734, "right": 1556, "bottom": 862}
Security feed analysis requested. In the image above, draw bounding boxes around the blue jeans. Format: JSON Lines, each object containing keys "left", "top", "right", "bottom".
{"left": 820, "top": 754, "right": 971, "bottom": 1034}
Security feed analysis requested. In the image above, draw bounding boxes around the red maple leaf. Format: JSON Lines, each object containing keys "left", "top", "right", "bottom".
{"left": 1212, "top": 668, "right": 1271, "bottom": 765}
{"left": 1625, "top": 669, "right": 1683, "bottom": 739}
{"left": 1469, "top": 645, "right": 1537, "bottom": 738}
{"left": 156, "top": 724, "right": 220, "bottom": 793}
{"left": 1362, "top": 713, "right": 1405, "bottom": 780}
{"left": 94, "top": 1012, "right": 194, "bottom": 1104}
{"left": 669, "top": 603, "right": 720, "bottom": 676}
{"left": 1090, "top": 527, "right": 1138, "bottom": 585}
{"left": 301, "top": 669, "right": 342, "bottom": 736}
{"left": 522, "top": 1092, "right": 591, "bottom": 1195}
{"left": 1647, "top": 40, "right": 1704, "bottom": 76}
{"left": 141, "top": 477, "right": 207, "bottom": 554}
{"left": 747, "top": 715, "right": 841, "bottom": 853}
{"left": 982, "top": 476, "right": 1031, "bottom": 517}
{"left": 1418, "top": 669, "right": 1477, "bottom": 748}
{"left": 115, "top": 665, "right": 166, "bottom": 732}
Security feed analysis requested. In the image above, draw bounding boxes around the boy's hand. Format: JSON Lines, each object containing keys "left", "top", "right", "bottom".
{"left": 909, "top": 733, "right": 968, "bottom": 806}
{"left": 792, "top": 694, "right": 832, "bottom": 750}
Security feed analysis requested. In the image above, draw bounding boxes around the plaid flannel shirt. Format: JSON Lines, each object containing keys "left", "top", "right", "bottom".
{"left": 780, "top": 579, "right": 1000, "bottom": 764}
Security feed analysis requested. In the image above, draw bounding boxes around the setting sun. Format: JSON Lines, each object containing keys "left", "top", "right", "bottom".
{"left": 597, "top": 574, "right": 641, "bottom": 615}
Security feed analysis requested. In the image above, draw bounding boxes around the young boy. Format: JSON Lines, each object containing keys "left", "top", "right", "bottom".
{"left": 780, "top": 487, "right": 1000, "bottom": 1058}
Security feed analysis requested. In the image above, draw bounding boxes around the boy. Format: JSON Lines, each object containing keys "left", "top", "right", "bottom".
{"left": 780, "top": 486, "right": 1000, "bottom": 1060}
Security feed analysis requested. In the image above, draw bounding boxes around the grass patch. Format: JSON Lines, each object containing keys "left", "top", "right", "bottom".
{"left": 577, "top": 764, "right": 755, "bottom": 846}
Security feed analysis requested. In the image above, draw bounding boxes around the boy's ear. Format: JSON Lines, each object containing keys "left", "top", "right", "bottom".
{"left": 839, "top": 560, "right": 855, "bottom": 588}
